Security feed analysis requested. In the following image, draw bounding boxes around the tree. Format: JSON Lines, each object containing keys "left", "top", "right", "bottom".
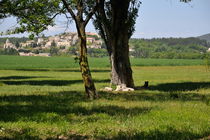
{"left": 0, "top": 0, "right": 99, "bottom": 99}
{"left": 93, "top": 0, "right": 192, "bottom": 88}
{"left": 51, "top": 40, "right": 57, "bottom": 47}
{"left": 50, "top": 46, "right": 59, "bottom": 56}
{"left": 93, "top": 0, "right": 140, "bottom": 88}
{"left": 15, "top": 41, "right": 20, "bottom": 48}
{"left": 61, "top": 0, "right": 99, "bottom": 99}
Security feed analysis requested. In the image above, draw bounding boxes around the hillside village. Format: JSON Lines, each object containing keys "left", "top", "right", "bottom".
{"left": 2, "top": 32, "right": 103, "bottom": 56}
{"left": 1, "top": 33, "right": 210, "bottom": 59}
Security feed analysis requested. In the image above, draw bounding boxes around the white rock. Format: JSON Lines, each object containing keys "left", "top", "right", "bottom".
{"left": 115, "top": 85, "right": 123, "bottom": 91}
{"left": 122, "top": 87, "right": 134, "bottom": 91}
{"left": 100, "top": 87, "right": 113, "bottom": 91}
{"left": 115, "top": 84, "right": 134, "bottom": 92}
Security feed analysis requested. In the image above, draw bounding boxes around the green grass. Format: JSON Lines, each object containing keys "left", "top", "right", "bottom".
{"left": 0, "top": 55, "right": 205, "bottom": 70}
{"left": 0, "top": 56, "right": 210, "bottom": 139}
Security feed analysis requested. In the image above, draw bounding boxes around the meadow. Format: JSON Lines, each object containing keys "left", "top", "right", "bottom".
{"left": 0, "top": 55, "right": 205, "bottom": 70}
{"left": 0, "top": 55, "right": 209, "bottom": 139}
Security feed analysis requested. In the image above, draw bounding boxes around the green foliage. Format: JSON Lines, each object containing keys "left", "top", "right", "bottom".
{"left": 87, "top": 48, "right": 108, "bottom": 57}
{"left": 0, "top": 37, "right": 30, "bottom": 46}
{"left": 0, "top": 48, "right": 19, "bottom": 55}
{"left": 130, "top": 37, "right": 210, "bottom": 59}
{"left": 198, "top": 33, "right": 210, "bottom": 43}
{"left": 0, "top": 0, "right": 98, "bottom": 37}
{"left": 32, "top": 49, "right": 40, "bottom": 54}
{"left": 0, "top": 0, "right": 63, "bottom": 36}
{"left": 50, "top": 46, "right": 59, "bottom": 56}
{"left": 203, "top": 52, "right": 210, "bottom": 71}
{"left": 68, "top": 46, "right": 78, "bottom": 55}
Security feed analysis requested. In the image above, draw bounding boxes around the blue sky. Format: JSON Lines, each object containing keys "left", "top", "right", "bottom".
{"left": 0, "top": 0, "right": 209, "bottom": 38}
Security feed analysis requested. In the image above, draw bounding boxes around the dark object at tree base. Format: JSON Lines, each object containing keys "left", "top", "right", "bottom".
{"left": 134, "top": 81, "right": 149, "bottom": 90}
{"left": 143, "top": 81, "right": 149, "bottom": 88}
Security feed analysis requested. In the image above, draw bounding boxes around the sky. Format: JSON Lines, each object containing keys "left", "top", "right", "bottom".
{"left": 0, "top": 0, "right": 210, "bottom": 39}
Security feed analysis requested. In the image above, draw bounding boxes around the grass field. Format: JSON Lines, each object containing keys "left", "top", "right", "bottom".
{"left": 0, "top": 55, "right": 206, "bottom": 70}
{"left": 0, "top": 55, "right": 210, "bottom": 139}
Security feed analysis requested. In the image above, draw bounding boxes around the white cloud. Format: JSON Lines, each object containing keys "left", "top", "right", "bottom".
{"left": 47, "top": 25, "right": 65, "bottom": 32}
{"left": 132, "top": 32, "right": 146, "bottom": 38}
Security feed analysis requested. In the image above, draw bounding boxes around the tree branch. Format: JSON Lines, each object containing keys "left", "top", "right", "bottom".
{"left": 97, "top": 0, "right": 111, "bottom": 31}
{"left": 47, "top": 12, "right": 61, "bottom": 22}
{"left": 84, "top": 0, "right": 99, "bottom": 26}
{"left": 61, "top": 0, "right": 76, "bottom": 21}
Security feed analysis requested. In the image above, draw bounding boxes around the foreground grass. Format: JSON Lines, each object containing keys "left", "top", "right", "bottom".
{"left": 0, "top": 55, "right": 206, "bottom": 70}
{"left": 0, "top": 65, "right": 210, "bottom": 139}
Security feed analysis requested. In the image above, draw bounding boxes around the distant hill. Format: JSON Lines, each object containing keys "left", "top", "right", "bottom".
{"left": 197, "top": 33, "right": 210, "bottom": 43}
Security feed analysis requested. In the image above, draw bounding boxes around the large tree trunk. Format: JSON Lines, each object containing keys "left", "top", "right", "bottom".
{"left": 77, "top": 24, "right": 97, "bottom": 99}
{"left": 95, "top": 0, "right": 135, "bottom": 88}
{"left": 110, "top": 0, "right": 134, "bottom": 88}
{"left": 110, "top": 27, "right": 134, "bottom": 88}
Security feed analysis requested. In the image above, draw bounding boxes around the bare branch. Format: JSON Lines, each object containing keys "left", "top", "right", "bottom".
{"left": 84, "top": 0, "right": 100, "bottom": 26}
{"left": 47, "top": 12, "right": 61, "bottom": 23}
{"left": 64, "top": 13, "right": 72, "bottom": 32}
{"left": 61, "top": 0, "right": 76, "bottom": 21}
{"left": 97, "top": 0, "right": 111, "bottom": 30}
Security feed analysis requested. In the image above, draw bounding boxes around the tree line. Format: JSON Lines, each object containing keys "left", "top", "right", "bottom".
{"left": 1, "top": 36, "right": 210, "bottom": 59}
{"left": 130, "top": 37, "right": 210, "bottom": 59}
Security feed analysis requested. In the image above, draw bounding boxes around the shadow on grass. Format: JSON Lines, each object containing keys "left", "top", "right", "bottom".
{"left": 0, "top": 91, "right": 151, "bottom": 122}
{"left": 15, "top": 68, "right": 110, "bottom": 73}
{"left": 1, "top": 126, "right": 209, "bottom": 140}
{"left": 15, "top": 68, "right": 50, "bottom": 71}
{"left": 54, "top": 69, "right": 110, "bottom": 73}
{"left": 149, "top": 82, "right": 210, "bottom": 92}
{"left": 102, "top": 81, "right": 209, "bottom": 103}
{"left": 0, "top": 91, "right": 209, "bottom": 139}
{"left": 1, "top": 79, "right": 110, "bottom": 86}
{"left": 0, "top": 76, "right": 50, "bottom": 80}
{"left": 109, "top": 127, "right": 210, "bottom": 140}
{"left": 99, "top": 91, "right": 209, "bottom": 103}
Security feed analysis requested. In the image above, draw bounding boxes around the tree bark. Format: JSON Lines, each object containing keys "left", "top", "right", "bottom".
{"left": 110, "top": 26, "right": 134, "bottom": 88}
{"left": 96, "top": 0, "right": 134, "bottom": 88}
{"left": 77, "top": 23, "right": 97, "bottom": 99}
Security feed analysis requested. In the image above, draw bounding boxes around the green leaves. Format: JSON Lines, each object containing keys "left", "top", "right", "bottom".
{"left": 0, "top": 0, "right": 62, "bottom": 36}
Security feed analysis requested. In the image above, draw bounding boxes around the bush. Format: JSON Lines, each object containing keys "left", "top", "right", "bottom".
{"left": 0, "top": 48, "right": 19, "bottom": 55}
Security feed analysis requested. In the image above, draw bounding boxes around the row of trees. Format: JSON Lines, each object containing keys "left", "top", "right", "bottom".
{"left": 0, "top": 0, "right": 191, "bottom": 98}
{"left": 0, "top": 48, "right": 19, "bottom": 55}
{"left": 130, "top": 37, "right": 210, "bottom": 59}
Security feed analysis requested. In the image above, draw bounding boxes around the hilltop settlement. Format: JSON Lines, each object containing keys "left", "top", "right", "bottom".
{"left": 1, "top": 33, "right": 210, "bottom": 59}
{"left": 1, "top": 32, "right": 103, "bottom": 57}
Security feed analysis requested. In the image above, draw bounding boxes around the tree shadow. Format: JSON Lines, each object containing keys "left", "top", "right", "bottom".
{"left": 2, "top": 127, "right": 209, "bottom": 140}
{"left": 0, "top": 91, "right": 152, "bottom": 122}
{"left": 101, "top": 81, "right": 209, "bottom": 103}
{"left": 3, "top": 127, "right": 209, "bottom": 140}
{"left": 0, "top": 76, "right": 50, "bottom": 80}
{"left": 86, "top": 105, "right": 151, "bottom": 116}
{"left": 15, "top": 68, "right": 50, "bottom": 72}
{"left": 109, "top": 127, "right": 210, "bottom": 140}
{"left": 54, "top": 69, "right": 110, "bottom": 73}
{"left": 149, "top": 82, "right": 210, "bottom": 92}
{"left": 1, "top": 79, "right": 83, "bottom": 86}
{"left": 0, "top": 91, "right": 209, "bottom": 139}
{"left": 1, "top": 79, "right": 110, "bottom": 86}
{"left": 0, "top": 128, "right": 41, "bottom": 140}
{"left": 15, "top": 68, "right": 110, "bottom": 73}
{"left": 99, "top": 91, "right": 209, "bottom": 103}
